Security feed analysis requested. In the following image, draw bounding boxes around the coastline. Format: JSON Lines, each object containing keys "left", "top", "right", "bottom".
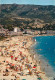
{"left": 31, "top": 35, "right": 55, "bottom": 80}
{"left": 0, "top": 35, "right": 49, "bottom": 80}
{"left": 23, "top": 35, "right": 50, "bottom": 80}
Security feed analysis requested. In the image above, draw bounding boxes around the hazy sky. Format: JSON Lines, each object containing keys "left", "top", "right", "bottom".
{"left": 0, "top": 0, "right": 55, "bottom": 5}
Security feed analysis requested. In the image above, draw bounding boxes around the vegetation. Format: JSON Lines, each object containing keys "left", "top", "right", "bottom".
{"left": 42, "top": 24, "right": 55, "bottom": 30}
{"left": 0, "top": 4, "right": 55, "bottom": 30}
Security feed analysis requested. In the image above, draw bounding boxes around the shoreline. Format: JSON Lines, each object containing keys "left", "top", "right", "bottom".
{"left": 0, "top": 35, "right": 49, "bottom": 80}
{"left": 32, "top": 35, "right": 55, "bottom": 79}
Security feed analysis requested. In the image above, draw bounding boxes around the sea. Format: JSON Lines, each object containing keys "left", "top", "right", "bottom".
{"left": 33, "top": 36, "right": 55, "bottom": 80}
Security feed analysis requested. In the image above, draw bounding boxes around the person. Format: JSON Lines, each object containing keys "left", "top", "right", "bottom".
{"left": 15, "top": 57, "right": 17, "bottom": 61}
{"left": 6, "top": 69, "right": 9, "bottom": 72}
{"left": 39, "top": 60, "right": 41, "bottom": 64}
{"left": 11, "top": 55, "right": 13, "bottom": 59}
{"left": 34, "top": 54, "right": 35, "bottom": 59}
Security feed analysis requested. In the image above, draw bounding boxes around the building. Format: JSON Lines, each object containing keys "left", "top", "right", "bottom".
{"left": 47, "top": 30, "right": 55, "bottom": 34}
{"left": 14, "top": 27, "right": 20, "bottom": 32}
{"left": 14, "top": 27, "right": 18, "bottom": 32}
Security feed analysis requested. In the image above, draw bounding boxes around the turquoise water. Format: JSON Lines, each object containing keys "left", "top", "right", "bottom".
{"left": 33, "top": 36, "right": 55, "bottom": 71}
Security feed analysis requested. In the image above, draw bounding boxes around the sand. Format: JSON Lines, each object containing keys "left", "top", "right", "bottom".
{"left": 0, "top": 35, "right": 49, "bottom": 80}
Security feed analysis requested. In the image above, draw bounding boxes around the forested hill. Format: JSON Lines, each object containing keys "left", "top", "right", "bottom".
{"left": 0, "top": 4, "right": 55, "bottom": 30}
{"left": 0, "top": 4, "right": 55, "bottom": 23}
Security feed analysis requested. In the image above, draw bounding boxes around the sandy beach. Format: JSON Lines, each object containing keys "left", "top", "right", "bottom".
{"left": 0, "top": 35, "right": 49, "bottom": 80}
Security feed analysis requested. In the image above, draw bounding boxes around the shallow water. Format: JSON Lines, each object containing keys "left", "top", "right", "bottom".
{"left": 33, "top": 36, "right": 55, "bottom": 79}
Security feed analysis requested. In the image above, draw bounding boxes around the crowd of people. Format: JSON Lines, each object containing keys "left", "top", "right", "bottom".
{"left": 0, "top": 36, "right": 48, "bottom": 80}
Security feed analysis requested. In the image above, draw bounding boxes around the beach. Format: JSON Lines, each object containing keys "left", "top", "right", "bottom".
{"left": 33, "top": 36, "right": 55, "bottom": 79}
{"left": 0, "top": 35, "right": 49, "bottom": 80}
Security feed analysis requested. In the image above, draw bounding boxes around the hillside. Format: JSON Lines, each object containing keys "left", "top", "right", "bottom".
{"left": 0, "top": 4, "right": 55, "bottom": 22}
{"left": 0, "top": 4, "right": 55, "bottom": 30}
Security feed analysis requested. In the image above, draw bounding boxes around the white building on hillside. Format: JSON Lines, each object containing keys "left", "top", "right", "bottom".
{"left": 14, "top": 27, "right": 20, "bottom": 32}
{"left": 14, "top": 27, "right": 18, "bottom": 32}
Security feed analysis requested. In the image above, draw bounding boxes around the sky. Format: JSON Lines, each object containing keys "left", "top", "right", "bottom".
{"left": 0, "top": 0, "right": 55, "bottom": 5}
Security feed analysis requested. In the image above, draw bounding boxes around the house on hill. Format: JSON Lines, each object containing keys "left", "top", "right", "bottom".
{"left": 14, "top": 27, "right": 21, "bottom": 32}
{"left": 9, "top": 27, "right": 23, "bottom": 36}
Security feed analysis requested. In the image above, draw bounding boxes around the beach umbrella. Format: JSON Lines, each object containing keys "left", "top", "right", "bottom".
{"left": 15, "top": 57, "right": 18, "bottom": 61}
{"left": 16, "top": 44, "right": 18, "bottom": 45}
{"left": 12, "top": 50, "right": 15, "bottom": 52}
{"left": 11, "top": 56, "right": 13, "bottom": 58}
{"left": 6, "top": 65, "right": 10, "bottom": 69}
{"left": 33, "top": 66, "right": 36, "bottom": 69}
{"left": 20, "top": 51, "right": 22, "bottom": 54}
{"left": 11, "top": 64, "right": 15, "bottom": 66}
{"left": 0, "top": 49, "right": 1, "bottom": 52}
{"left": 19, "top": 51, "right": 22, "bottom": 55}
{"left": 37, "top": 77, "right": 42, "bottom": 80}
{"left": 6, "top": 61, "right": 9, "bottom": 63}
{"left": 10, "top": 51, "right": 12, "bottom": 52}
